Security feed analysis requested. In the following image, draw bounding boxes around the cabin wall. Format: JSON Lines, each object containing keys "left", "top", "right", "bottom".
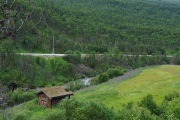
{"left": 52, "top": 98, "right": 62, "bottom": 105}
{"left": 37, "top": 93, "right": 51, "bottom": 107}
{"left": 52, "top": 95, "right": 70, "bottom": 105}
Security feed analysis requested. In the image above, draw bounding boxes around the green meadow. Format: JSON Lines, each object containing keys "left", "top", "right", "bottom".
{"left": 74, "top": 65, "right": 180, "bottom": 110}
{"left": 1, "top": 65, "right": 180, "bottom": 120}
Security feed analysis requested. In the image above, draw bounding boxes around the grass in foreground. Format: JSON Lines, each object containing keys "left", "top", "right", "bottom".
{"left": 74, "top": 65, "right": 180, "bottom": 110}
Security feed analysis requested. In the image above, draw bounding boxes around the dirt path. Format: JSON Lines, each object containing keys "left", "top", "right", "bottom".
{"left": 108, "top": 69, "right": 142, "bottom": 84}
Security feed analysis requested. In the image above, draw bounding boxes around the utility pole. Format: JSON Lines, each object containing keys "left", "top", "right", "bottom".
{"left": 0, "top": 54, "right": 1, "bottom": 70}
{"left": 52, "top": 36, "right": 55, "bottom": 54}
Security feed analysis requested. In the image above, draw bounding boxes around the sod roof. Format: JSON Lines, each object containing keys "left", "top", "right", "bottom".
{"left": 36, "top": 86, "right": 73, "bottom": 99}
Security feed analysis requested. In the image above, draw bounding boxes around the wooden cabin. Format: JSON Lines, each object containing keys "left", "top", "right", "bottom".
{"left": 36, "top": 86, "right": 73, "bottom": 107}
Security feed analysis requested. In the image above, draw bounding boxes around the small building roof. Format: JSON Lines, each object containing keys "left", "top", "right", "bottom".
{"left": 36, "top": 86, "right": 73, "bottom": 99}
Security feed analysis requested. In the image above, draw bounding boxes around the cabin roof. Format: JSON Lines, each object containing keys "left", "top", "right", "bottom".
{"left": 36, "top": 86, "right": 73, "bottom": 99}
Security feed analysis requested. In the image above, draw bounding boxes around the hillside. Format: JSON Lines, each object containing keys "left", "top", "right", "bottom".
{"left": 1, "top": 1, "right": 180, "bottom": 119}
{"left": 1, "top": 65, "right": 180, "bottom": 119}
{"left": 74, "top": 65, "right": 180, "bottom": 110}
{"left": 1, "top": 0, "right": 180, "bottom": 54}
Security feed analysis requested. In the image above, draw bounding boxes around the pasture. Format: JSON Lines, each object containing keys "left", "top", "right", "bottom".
{"left": 74, "top": 65, "right": 180, "bottom": 110}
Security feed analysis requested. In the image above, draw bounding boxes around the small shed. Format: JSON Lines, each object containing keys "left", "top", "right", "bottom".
{"left": 36, "top": 86, "right": 73, "bottom": 107}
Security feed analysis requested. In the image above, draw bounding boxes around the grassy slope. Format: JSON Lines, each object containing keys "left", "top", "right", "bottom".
{"left": 74, "top": 65, "right": 180, "bottom": 110}
{"left": 1, "top": 65, "right": 179, "bottom": 119}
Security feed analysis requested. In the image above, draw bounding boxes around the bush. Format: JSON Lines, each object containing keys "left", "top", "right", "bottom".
{"left": 89, "top": 67, "right": 125, "bottom": 85}
{"left": 13, "top": 110, "right": 32, "bottom": 120}
{"left": 14, "top": 112, "right": 27, "bottom": 120}
{"left": 7, "top": 88, "right": 35, "bottom": 105}
{"left": 107, "top": 67, "right": 125, "bottom": 79}
{"left": 90, "top": 76, "right": 99, "bottom": 85}
{"left": 73, "top": 107, "right": 86, "bottom": 120}
{"left": 58, "top": 98, "right": 115, "bottom": 120}
{"left": 45, "top": 109, "right": 66, "bottom": 120}
{"left": 139, "top": 94, "right": 162, "bottom": 115}
{"left": 65, "top": 80, "right": 85, "bottom": 91}
{"left": 115, "top": 107, "right": 156, "bottom": 120}
{"left": 85, "top": 102, "right": 114, "bottom": 120}
{"left": 174, "top": 106, "right": 180, "bottom": 119}
{"left": 98, "top": 73, "right": 109, "bottom": 83}
{"left": 164, "top": 91, "right": 179, "bottom": 101}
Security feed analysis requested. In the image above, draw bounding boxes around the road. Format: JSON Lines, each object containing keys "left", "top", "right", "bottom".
{"left": 19, "top": 53, "right": 66, "bottom": 57}
{"left": 18, "top": 53, "right": 175, "bottom": 58}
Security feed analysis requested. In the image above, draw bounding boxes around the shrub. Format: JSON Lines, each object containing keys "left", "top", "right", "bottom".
{"left": 164, "top": 91, "right": 179, "bottom": 101}
{"left": 85, "top": 102, "right": 114, "bottom": 120}
{"left": 115, "top": 102, "right": 158, "bottom": 120}
{"left": 98, "top": 73, "right": 109, "bottom": 83}
{"left": 13, "top": 110, "right": 32, "bottom": 120}
{"left": 139, "top": 94, "right": 162, "bottom": 115}
{"left": 73, "top": 107, "right": 86, "bottom": 120}
{"left": 58, "top": 98, "right": 115, "bottom": 120}
{"left": 174, "top": 106, "right": 180, "bottom": 119}
{"left": 65, "top": 80, "right": 85, "bottom": 91}
{"left": 14, "top": 112, "right": 27, "bottom": 120}
{"left": 107, "top": 67, "right": 125, "bottom": 79}
{"left": 58, "top": 98, "right": 83, "bottom": 120}
{"left": 7, "top": 88, "right": 35, "bottom": 105}
{"left": 45, "top": 109, "right": 66, "bottom": 120}
{"left": 90, "top": 76, "right": 99, "bottom": 85}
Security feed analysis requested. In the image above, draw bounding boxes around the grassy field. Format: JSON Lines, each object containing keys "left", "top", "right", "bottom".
{"left": 1, "top": 65, "right": 180, "bottom": 119}
{"left": 74, "top": 65, "right": 180, "bottom": 110}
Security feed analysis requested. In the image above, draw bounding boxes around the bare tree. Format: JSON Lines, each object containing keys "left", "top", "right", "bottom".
{"left": 0, "top": 0, "right": 41, "bottom": 40}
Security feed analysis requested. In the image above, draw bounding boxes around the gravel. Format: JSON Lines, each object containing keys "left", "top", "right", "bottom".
{"left": 108, "top": 69, "right": 141, "bottom": 84}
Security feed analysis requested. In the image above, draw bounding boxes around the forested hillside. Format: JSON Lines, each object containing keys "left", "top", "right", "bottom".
{"left": 2, "top": 0, "right": 180, "bottom": 54}
{"left": 1, "top": 1, "right": 180, "bottom": 118}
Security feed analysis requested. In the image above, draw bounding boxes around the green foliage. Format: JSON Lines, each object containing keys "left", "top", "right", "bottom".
{"left": 98, "top": 73, "right": 109, "bottom": 83}
{"left": 0, "top": 40, "right": 15, "bottom": 53}
{"left": 58, "top": 98, "right": 115, "bottom": 120}
{"left": 1, "top": 0, "right": 179, "bottom": 55}
{"left": 13, "top": 110, "right": 32, "bottom": 120}
{"left": 115, "top": 102, "right": 157, "bottom": 120}
{"left": 7, "top": 88, "right": 35, "bottom": 105}
{"left": 0, "top": 55, "right": 73, "bottom": 87}
{"left": 174, "top": 106, "right": 180, "bottom": 119}
{"left": 160, "top": 92, "right": 180, "bottom": 119}
{"left": 90, "top": 76, "right": 99, "bottom": 85}
{"left": 64, "top": 50, "right": 81, "bottom": 64}
{"left": 139, "top": 94, "right": 162, "bottom": 115}
{"left": 85, "top": 102, "right": 115, "bottom": 120}
{"left": 65, "top": 80, "right": 85, "bottom": 91}
{"left": 107, "top": 67, "right": 124, "bottom": 79}
{"left": 45, "top": 109, "right": 66, "bottom": 120}
{"left": 164, "top": 91, "right": 180, "bottom": 101}
{"left": 90, "top": 66, "right": 125, "bottom": 85}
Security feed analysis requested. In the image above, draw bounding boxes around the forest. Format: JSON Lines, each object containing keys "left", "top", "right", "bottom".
{"left": 1, "top": 0, "right": 180, "bottom": 54}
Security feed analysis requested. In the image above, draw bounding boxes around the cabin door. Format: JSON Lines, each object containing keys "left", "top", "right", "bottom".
{"left": 42, "top": 95, "right": 46, "bottom": 106}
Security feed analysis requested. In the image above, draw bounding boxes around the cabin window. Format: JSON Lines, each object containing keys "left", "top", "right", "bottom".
{"left": 42, "top": 95, "right": 46, "bottom": 101}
